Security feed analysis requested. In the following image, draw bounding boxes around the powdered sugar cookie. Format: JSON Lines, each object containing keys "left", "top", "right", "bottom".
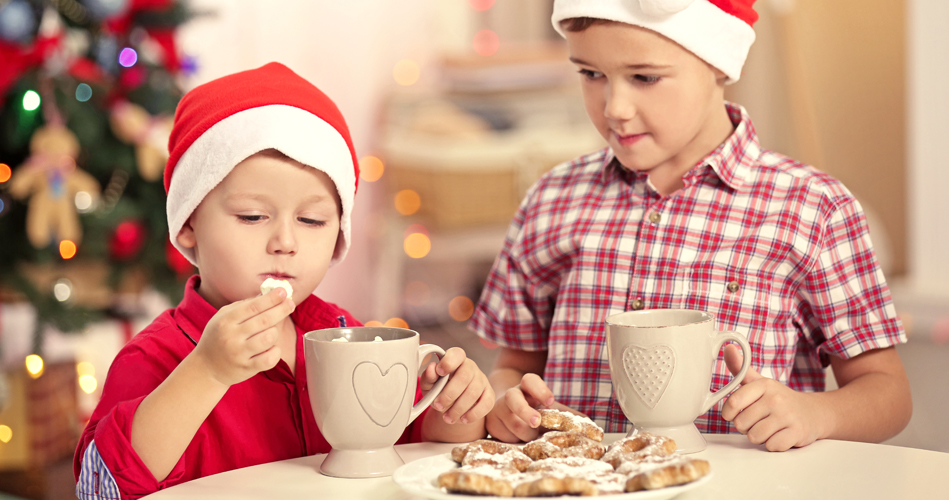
{"left": 537, "top": 409, "right": 604, "bottom": 442}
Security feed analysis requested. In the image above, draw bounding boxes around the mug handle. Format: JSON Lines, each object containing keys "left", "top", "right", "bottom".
{"left": 408, "top": 344, "right": 451, "bottom": 424}
{"left": 701, "top": 331, "right": 752, "bottom": 414}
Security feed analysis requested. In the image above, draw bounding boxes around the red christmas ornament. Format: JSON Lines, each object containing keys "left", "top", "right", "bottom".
{"left": 165, "top": 239, "right": 193, "bottom": 277}
{"left": 109, "top": 219, "right": 146, "bottom": 261}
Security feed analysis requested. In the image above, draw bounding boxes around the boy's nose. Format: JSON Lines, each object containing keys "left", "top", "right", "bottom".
{"left": 267, "top": 221, "right": 297, "bottom": 255}
{"left": 604, "top": 82, "right": 636, "bottom": 122}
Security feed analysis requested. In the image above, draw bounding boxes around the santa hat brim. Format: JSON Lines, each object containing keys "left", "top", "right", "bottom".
{"left": 166, "top": 104, "right": 356, "bottom": 267}
{"left": 552, "top": 0, "right": 755, "bottom": 83}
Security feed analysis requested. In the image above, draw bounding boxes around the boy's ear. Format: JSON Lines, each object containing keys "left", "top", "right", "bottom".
{"left": 176, "top": 218, "right": 197, "bottom": 249}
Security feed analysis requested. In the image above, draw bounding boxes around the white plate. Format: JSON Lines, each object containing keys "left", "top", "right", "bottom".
{"left": 392, "top": 453, "right": 713, "bottom": 499}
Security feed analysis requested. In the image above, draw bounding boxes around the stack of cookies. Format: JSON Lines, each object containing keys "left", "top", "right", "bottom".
{"left": 437, "top": 409, "right": 709, "bottom": 496}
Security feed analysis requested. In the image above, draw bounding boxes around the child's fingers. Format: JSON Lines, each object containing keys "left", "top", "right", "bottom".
{"left": 746, "top": 415, "right": 787, "bottom": 448}
{"left": 246, "top": 326, "right": 279, "bottom": 357}
{"left": 434, "top": 347, "right": 466, "bottom": 377}
{"left": 432, "top": 361, "right": 474, "bottom": 412}
{"left": 239, "top": 295, "right": 294, "bottom": 337}
{"left": 504, "top": 386, "right": 542, "bottom": 430}
{"left": 249, "top": 345, "right": 281, "bottom": 372}
{"left": 519, "top": 373, "right": 555, "bottom": 408}
{"left": 730, "top": 398, "right": 769, "bottom": 434}
{"left": 419, "top": 362, "right": 438, "bottom": 391}
{"left": 459, "top": 387, "right": 495, "bottom": 424}
{"left": 721, "top": 383, "right": 763, "bottom": 421}
{"left": 440, "top": 371, "right": 487, "bottom": 423}
{"left": 234, "top": 288, "right": 289, "bottom": 324}
{"left": 724, "top": 344, "right": 763, "bottom": 385}
{"left": 762, "top": 427, "right": 798, "bottom": 452}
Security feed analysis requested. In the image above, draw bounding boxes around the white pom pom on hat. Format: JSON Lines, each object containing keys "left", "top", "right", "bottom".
{"left": 551, "top": 0, "right": 759, "bottom": 83}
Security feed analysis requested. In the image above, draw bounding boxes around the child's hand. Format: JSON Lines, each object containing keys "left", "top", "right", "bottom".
{"left": 486, "top": 373, "right": 571, "bottom": 443}
{"left": 420, "top": 347, "right": 494, "bottom": 425}
{"left": 721, "top": 344, "right": 827, "bottom": 451}
{"left": 192, "top": 288, "right": 295, "bottom": 388}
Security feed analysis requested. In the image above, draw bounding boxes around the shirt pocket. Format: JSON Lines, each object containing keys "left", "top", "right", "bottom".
{"left": 675, "top": 263, "right": 773, "bottom": 341}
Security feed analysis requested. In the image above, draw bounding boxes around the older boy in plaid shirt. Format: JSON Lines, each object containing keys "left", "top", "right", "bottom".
{"left": 469, "top": 0, "right": 911, "bottom": 452}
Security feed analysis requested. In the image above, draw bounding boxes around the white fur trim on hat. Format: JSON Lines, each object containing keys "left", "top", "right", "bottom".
{"left": 166, "top": 104, "right": 356, "bottom": 267}
{"left": 551, "top": 0, "right": 756, "bottom": 83}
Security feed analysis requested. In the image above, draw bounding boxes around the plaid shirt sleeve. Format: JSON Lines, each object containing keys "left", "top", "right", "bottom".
{"left": 469, "top": 184, "right": 559, "bottom": 352}
{"left": 799, "top": 196, "right": 906, "bottom": 363}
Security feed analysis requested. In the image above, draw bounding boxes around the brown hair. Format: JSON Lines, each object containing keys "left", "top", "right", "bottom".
{"left": 560, "top": 17, "right": 614, "bottom": 33}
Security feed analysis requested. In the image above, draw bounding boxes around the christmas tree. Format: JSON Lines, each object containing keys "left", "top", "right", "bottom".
{"left": 0, "top": 0, "right": 198, "bottom": 353}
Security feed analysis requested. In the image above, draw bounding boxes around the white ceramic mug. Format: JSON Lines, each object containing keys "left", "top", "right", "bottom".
{"left": 606, "top": 309, "right": 751, "bottom": 453}
{"left": 304, "top": 327, "right": 449, "bottom": 478}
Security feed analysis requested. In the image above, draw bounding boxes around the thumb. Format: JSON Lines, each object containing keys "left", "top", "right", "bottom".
{"left": 724, "top": 344, "right": 762, "bottom": 385}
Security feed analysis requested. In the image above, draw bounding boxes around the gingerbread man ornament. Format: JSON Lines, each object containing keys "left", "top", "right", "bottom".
{"left": 7, "top": 125, "right": 101, "bottom": 248}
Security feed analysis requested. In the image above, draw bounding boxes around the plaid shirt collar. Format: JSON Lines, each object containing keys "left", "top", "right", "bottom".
{"left": 602, "top": 102, "right": 761, "bottom": 193}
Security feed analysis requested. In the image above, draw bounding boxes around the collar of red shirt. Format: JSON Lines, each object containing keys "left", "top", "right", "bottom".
{"left": 602, "top": 102, "right": 763, "bottom": 193}
{"left": 173, "top": 275, "right": 345, "bottom": 344}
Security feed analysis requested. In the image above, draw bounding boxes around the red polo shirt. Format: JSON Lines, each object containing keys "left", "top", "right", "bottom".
{"left": 74, "top": 276, "right": 425, "bottom": 499}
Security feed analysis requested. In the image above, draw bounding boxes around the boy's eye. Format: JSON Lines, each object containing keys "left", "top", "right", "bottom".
{"left": 577, "top": 69, "right": 603, "bottom": 80}
{"left": 299, "top": 217, "right": 326, "bottom": 227}
{"left": 237, "top": 215, "right": 265, "bottom": 223}
{"left": 634, "top": 74, "right": 661, "bottom": 84}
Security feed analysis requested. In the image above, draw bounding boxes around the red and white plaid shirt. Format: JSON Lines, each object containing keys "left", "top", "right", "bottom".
{"left": 469, "top": 103, "right": 906, "bottom": 434}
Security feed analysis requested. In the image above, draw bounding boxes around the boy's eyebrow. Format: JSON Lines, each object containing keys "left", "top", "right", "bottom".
{"left": 225, "top": 193, "right": 335, "bottom": 205}
{"left": 568, "top": 57, "right": 671, "bottom": 70}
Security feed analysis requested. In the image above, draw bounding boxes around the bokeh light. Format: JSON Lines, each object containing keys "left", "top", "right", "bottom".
{"left": 469, "top": 0, "right": 496, "bottom": 11}
{"left": 394, "top": 189, "right": 421, "bottom": 215}
{"left": 364, "top": 320, "right": 384, "bottom": 327}
{"left": 79, "top": 374, "right": 98, "bottom": 394}
{"left": 77, "top": 361, "right": 95, "bottom": 376}
{"left": 53, "top": 279, "right": 73, "bottom": 302}
{"left": 0, "top": 425, "right": 11, "bottom": 444}
{"left": 22, "top": 90, "right": 40, "bottom": 111}
{"left": 75, "top": 191, "right": 94, "bottom": 212}
{"left": 75, "top": 83, "right": 93, "bottom": 102}
{"left": 359, "top": 156, "right": 385, "bottom": 182}
{"left": 404, "top": 281, "right": 431, "bottom": 306}
{"left": 393, "top": 59, "right": 420, "bottom": 86}
{"left": 473, "top": 30, "right": 500, "bottom": 56}
{"left": 25, "top": 354, "right": 44, "bottom": 378}
{"left": 385, "top": 317, "right": 410, "bottom": 329}
{"left": 59, "top": 240, "right": 77, "bottom": 259}
{"left": 404, "top": 232, "right": 431, "bottom": 259}
{"left": 118, "top": 47, "right": 138, "bottom": 67}
{"left": 448, "top": 296, "right": 475, "bottom": 322}
{"left": 0, "top": 163, "right": 10, "bottom": 183}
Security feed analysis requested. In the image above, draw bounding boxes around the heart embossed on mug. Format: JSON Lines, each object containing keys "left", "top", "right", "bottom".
{"left": 622, "top": 345, "right": 675, "bottom": 409}
{"left": 352, "top": 361, "right": 409, "bottom": 427}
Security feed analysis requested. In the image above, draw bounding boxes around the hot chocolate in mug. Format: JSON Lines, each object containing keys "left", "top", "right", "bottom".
{"left": 606, "top": 309, "right": 751, "bottom": 453}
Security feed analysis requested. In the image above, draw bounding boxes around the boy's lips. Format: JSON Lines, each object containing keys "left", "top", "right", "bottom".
{"left": 261, "top": 273, "right": 294, "bottom": 281}
{"left": 614, "top": 131, "right": 647, "bottom": 147}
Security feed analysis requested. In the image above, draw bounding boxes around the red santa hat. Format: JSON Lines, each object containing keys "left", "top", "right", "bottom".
{"left": 164, "top": 62, "right": 359, "bottom": 266}
{"left": 551, "top": 0, "right": 758, "bottom": 83}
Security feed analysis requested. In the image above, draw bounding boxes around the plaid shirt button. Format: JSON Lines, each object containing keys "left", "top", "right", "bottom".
{"left": 631, "top": 299, "right": 644, "bottom": 310}
{"left": 727, "top": 280, "right": 740, "bottom": 293}
{"left": 648, "top": 212, "right": 661, "bottom": 223}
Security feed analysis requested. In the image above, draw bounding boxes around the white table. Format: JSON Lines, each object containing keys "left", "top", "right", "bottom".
{"left": 145, "top": 434, "right": 949, "bottom": 499}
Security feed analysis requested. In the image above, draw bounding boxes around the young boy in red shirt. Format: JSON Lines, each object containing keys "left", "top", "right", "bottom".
{"left": 75, "top": 63, "right": 494, "bottom": 499}
{"left": 470, "top": 0, "right": 911, "bottom": 452}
